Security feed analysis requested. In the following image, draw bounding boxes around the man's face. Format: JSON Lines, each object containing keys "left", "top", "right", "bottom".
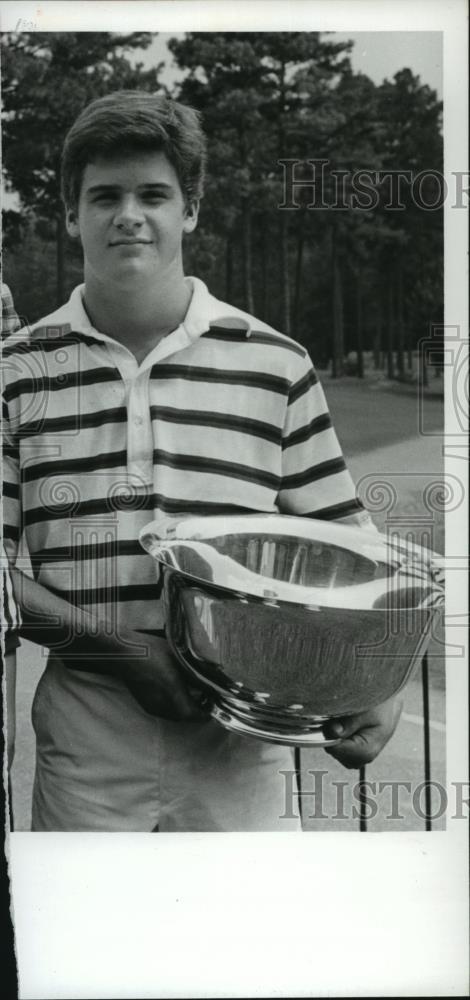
{"left": 66, "top": 150, "right": 199, "bottom": 289}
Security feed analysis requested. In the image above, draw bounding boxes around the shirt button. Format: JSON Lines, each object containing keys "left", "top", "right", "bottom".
{"left": 134, "top": 416, "right": 143, "bottom": 426}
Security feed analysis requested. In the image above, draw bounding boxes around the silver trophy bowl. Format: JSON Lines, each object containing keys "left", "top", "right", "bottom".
{"left": 140, "top": 514, "right": 444, "bottom": 747}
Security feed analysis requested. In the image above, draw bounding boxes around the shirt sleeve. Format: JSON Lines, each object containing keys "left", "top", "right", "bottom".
{"left": 277, "top": 351, "right": 377, "bottom": 531}
{"left": 1, "top": 283, "right": 21, "bottom": 338}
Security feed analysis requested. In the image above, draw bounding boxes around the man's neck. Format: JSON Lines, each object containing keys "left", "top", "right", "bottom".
{"left": 82, "top": 272, "right": 192, "bottom": 363}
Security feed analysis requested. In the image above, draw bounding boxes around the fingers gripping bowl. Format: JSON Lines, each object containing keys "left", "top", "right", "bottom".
{"left": 139, "top": 514, "right": 445, "bottom": 747}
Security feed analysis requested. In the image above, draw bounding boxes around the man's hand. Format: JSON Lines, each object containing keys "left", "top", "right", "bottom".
{"left": 9, "top": 568, "right": 209, "bottom": 724}
{"left": 121, "top": 634, "right": 210, "bottom": 723}
{"left": 323, "top": 695, "right": 403, "bottom": 769}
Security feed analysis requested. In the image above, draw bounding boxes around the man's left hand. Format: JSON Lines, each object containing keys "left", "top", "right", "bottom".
{"left": 323, "top": 695, "right": 404, "bottom": 769}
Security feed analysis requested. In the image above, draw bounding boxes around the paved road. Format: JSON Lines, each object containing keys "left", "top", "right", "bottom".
{"left": 9, "top": 403, "right": 447, "bottom": 833}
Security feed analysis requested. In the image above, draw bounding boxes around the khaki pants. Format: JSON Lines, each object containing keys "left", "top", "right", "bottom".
{"left": 31, "top": 655, "right": 302, "bottom": 833}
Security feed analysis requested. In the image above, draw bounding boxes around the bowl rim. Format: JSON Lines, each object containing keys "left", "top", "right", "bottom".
{"left": 139, "top": 513, "right": 444, "bottom": 612}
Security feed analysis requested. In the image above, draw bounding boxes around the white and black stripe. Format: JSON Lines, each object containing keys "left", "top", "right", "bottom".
{"left": 2, "top": 277, "right": 369, "bottom": 633}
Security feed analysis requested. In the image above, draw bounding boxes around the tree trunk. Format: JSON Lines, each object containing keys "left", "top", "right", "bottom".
{"left": 56, "top": 215, "right": 66, "bottom": 305}
{"left": 396, "top": 261, "right": 405, "bottom": 378}
{"left": 279, "top": 210, "right": 291, "bottom": 334}
{"left": 261, "top": 216, "right": 269, "bottom": 322}
{"left": 386, "top": 278, "right": 394, "bottom": 380}
{"left": 225, "top": 236, "right": 233, "bottom": 302}
{"left": 293, "top": 214, "right": 305, "bottom": 338}
{"left": 373, "top": 300, "right": 382, "bottom": 370}
{"left": 407, "top": 341, "right": 413, "bottom": 373}
{"left": 331, "top": 230, "right": 344, "bottom": 378}
{"left": 419, "top": 336, "right": 429, "bottom": 387}
{"left": 242, "top": 201, "right": 254, "bottom": 315}
{"left": 356, "top": 271, "right": 364, "bottom": 378}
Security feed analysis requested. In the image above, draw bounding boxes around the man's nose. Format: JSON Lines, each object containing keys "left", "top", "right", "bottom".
{"left": 113, "top": 196, "right": 144, "bottom": 229}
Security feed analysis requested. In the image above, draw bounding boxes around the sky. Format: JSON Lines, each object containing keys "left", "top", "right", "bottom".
{"left": 137, "top": 31, "right": 443, "bottom": 97}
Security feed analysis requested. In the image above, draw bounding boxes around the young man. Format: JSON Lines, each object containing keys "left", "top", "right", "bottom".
{"left": 3, "top": 91, "right": 402, "bottom": 832}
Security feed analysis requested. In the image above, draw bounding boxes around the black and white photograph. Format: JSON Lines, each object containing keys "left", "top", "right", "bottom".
{"left": 1, "top": 1, "right": 468, "bottom": 997}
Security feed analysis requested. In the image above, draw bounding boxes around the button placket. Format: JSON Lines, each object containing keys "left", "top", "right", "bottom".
{"left": 102, "top": 324, "right": 205, "bottom": 491}
{"left": 127, "top": 370, "right": 153, "bottom": 487}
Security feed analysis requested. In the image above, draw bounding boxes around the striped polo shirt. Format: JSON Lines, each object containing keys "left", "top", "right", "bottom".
{"left": 2, "top": 276, "right": 371, "bottom": 633}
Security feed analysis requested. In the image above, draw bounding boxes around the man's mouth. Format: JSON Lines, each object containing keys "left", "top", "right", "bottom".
{"left": 110, "top": 239, "right": 152, "bottom": 246}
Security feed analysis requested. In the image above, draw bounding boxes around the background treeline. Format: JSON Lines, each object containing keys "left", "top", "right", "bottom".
{"left": 1, "top": 31, "right": 443, "bottom": 378}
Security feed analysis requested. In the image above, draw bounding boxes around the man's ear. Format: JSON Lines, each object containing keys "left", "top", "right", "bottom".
{"left": 66, "top": 209, "right": 80, "bottom": 239}
{"left": 183, "top": 200, "right": 199, "bottom": 235}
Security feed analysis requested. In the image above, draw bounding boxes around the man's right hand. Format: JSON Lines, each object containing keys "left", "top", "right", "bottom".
{"left": 120, "top": 633, "right": 210, "bottom": 722}
{"left": 10, "top": 568, "right": 209, "bottom": 724}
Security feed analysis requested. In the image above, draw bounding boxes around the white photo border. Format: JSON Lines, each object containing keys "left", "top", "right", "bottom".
{"left": 2, "top": 1, "right": 468, "bottom": 997}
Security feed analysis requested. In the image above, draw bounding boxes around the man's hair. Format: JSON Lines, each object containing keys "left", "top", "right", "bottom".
{"left": 61, "top": 90, "right": 207, "bottom": 210}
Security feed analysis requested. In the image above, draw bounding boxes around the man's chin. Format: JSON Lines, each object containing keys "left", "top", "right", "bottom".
{"left": 107, "top": 263, "right": 161, "bottom": 287}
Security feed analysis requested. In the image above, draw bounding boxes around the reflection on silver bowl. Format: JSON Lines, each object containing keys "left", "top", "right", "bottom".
{"left": 140, "top": 514, "right": 445, "bottom": 747}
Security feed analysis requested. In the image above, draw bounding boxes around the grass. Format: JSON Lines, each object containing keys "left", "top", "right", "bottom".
{"left": 320, "top": 374, "right": 444, "bottom": 457}
{"left": 321, "top": 374, "right": 446, "bottom": 557}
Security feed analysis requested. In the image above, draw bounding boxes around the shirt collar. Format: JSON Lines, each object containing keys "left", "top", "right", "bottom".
{"left": 30, "top": 277, "right": 254, "bottom": 345}
{"left": 182, "top": 277, "right": 253, "bottom": 339}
